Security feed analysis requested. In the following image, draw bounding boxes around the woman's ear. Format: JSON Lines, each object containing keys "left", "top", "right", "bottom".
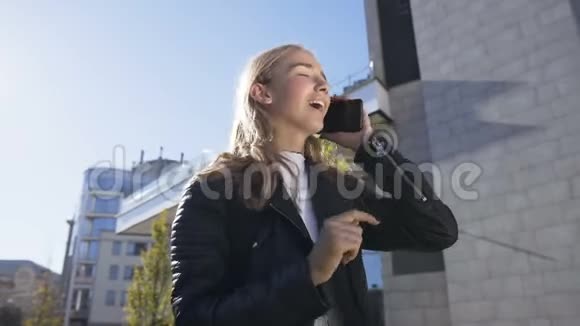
{"left": 250, "top": 83, "right": 273, "bottom": 105}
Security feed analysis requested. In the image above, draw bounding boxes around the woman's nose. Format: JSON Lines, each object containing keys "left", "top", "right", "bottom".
{"left": 316, "top": 79, "right": 329, "bottom": 94}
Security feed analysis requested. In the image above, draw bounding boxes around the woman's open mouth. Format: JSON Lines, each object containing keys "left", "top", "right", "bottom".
{"left": 308, "top": 100, "right": 324, "bottom": 111}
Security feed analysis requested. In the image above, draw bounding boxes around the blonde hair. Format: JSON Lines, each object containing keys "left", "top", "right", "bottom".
{"left": 195, "top": 43, "right": 334, "bottom": 210}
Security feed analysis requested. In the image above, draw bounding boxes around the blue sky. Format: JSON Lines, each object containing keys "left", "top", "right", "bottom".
{"left": 0, "top": 1, "right": 370, "bottom": 273}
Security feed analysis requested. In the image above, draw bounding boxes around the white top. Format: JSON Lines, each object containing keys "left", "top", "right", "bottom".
{"left": 278, "top": 151, "right": 319, "bottom": 242}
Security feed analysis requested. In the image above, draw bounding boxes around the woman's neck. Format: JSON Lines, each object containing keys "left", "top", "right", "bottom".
{"left": 273, "top": 128, "right": 308, "bottom": 154}
{"left": 276, "top": 144, "right": 305, "bottom": 154}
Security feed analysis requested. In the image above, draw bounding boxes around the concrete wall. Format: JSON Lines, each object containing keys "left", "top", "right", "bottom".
{"left": 410, "top": 0, "right": 580, "bottom": 325}
{"left": 381, "top": 81, "right": 452, "bottom": 326}
{"left": 363, "top": 0, "right": 453, "bottom": 323}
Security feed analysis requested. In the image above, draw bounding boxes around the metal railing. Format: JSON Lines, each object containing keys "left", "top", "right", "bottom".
{"left": 330, "top": 65, "right": 374, "bottom": 95}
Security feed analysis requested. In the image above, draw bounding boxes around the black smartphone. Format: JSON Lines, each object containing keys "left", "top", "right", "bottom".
{"left": 320, "top": 98, "right": 364, "bottom": 133}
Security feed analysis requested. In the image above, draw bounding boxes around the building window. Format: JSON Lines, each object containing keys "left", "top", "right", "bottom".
{"left": 112, "top": 241, "right": 122, "bottom": 256}
{"left": 126, "top": 241, "right": 148, "bottom": 256}
{"left": 109, "top": 265, "right": 119, "bottom": 281}
{"left": 87, "top": 168, "right": 123, "bottom": 192}
{"left": 398, "top": 0, "right": 411, "bottom": 14}
{"left": 79, "top": 240, "right": 99, "bottom": 260}
{"left": 120, "top": 291, "right": 127, "bottom": 307}
{"left": 76, "top": 264, "right": 94, "bottom": 278}
{"left": 374, "top": 0, "right": 421, "bottom": 88}
{"left": 123, "top": 266, "right": 134, "bottom": 281}
{"left": 90, "top": 195, "right": 120, "bottom": 215}
{"left": 0, "top": 276, "right": 14, "bottom": 289}
{"left": 89, "top": 218, "right": 116, "bottom": 237}
{"left": 71, "top": 288, "right": 91, "bottom": 311}
{"left": 105, "top": 290, "right": 116, "bottom": 306}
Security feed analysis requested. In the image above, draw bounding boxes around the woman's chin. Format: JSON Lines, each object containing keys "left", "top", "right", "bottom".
{"left": 306, "top": 120, "right": 324, "bottom": 136}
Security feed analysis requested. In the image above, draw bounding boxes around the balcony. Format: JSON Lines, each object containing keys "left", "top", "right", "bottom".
{"left": 73, "top": 276, "right": 94, "bottom": 285}
{"left": 332, "top": 64, "right": 392, "bottom": 120}
{"left": 69, "top": 307, "right": 90, "bottom": 321}
{"left": 331, "top": 65, "right": 373, "bottom": 95}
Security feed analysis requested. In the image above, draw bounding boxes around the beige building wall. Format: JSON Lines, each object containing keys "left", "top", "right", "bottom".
{"left": 88, "top": 232, "right": 151, "bottom": 326}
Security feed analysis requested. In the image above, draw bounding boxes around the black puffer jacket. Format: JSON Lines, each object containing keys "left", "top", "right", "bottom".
{"left": 170, "top": 145, "right": 458, "bottom": 326}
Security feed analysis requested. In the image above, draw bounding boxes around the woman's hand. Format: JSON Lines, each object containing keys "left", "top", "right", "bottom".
{"left": 320, "top": 104, "right": 373, "bottom": 152}
{"left": 307, "top": 210, "right": 380, "bottom": 285}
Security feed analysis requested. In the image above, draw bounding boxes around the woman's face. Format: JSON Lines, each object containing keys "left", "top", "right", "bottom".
{"left": 265, "top": 49, "right": 330, "bottom": 137}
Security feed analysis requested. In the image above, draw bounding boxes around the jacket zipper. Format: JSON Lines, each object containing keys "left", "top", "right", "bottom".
{"left": 384, "top": 153, "right": 428, "bottom": 202}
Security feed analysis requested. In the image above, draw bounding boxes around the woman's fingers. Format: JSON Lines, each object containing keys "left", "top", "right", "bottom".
{"left": 331, "top": 209, "right": 380, "bottom": 226}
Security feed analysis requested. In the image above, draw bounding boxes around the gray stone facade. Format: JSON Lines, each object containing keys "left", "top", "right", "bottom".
{"left": 393, "top": 81, "right": 452, "bottom": 326}
{"left": 367, "top": 0, "right": 580, "bottom": 325}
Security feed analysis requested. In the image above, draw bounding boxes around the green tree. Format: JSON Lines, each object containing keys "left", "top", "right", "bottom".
{"left": 24, "top": 271, "right": 62, "bottom": 326}
{"left": 125, "top": 209, "right": 174, "bottom": 326}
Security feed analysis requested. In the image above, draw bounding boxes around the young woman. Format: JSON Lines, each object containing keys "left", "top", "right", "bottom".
{"left": 170, "top": 44, "right": 458, "bottom": 326}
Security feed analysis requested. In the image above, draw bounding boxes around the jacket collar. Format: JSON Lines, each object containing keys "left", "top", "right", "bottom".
{"left": 268, "top": 176, "right": 311, "bottom": 241}
{"left": 308, "top": 159, "right": 356, "bottom": 226}
{"left": 268, "top": 158, "right": 355, "bottom": 243}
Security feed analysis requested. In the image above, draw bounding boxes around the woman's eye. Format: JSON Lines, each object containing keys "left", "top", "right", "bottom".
{"left": 298, "top": 73, "right": 310, "bottom": 77}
